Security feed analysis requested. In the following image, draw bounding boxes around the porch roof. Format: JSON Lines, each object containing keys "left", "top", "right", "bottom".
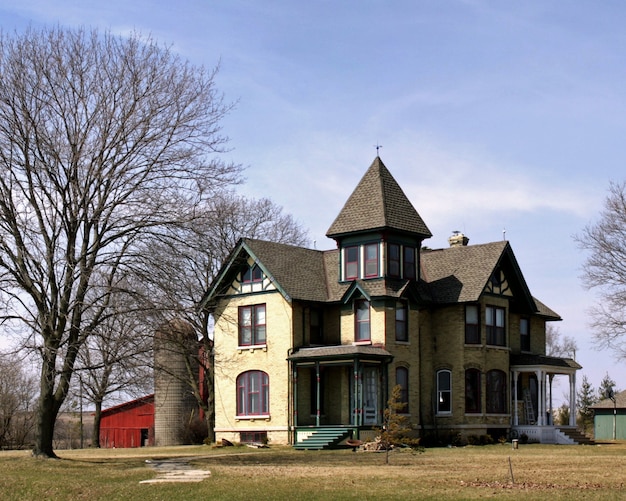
{"left": 511, "top": 354, "right": 581, "bottom": 373}
{"left": 288, "top": 344, "right": 393, "bottom": 363}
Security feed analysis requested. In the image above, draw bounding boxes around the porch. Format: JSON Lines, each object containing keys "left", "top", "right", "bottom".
{"left": 510, "top": 354, "right": 582, "bottom": 443}
{"left": 288, "top": 344, "right": 393, "bottom": 447}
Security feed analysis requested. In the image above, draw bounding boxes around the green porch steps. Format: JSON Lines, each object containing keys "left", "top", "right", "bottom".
{"left": 293, "top": 428, "right": 352, "bottom": 450}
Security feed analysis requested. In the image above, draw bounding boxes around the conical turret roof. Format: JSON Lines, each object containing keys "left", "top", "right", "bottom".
{"left": 326, "top": 157, "right": 432, "bottom": 239}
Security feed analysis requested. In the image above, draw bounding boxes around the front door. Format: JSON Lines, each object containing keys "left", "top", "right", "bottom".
{"left": 363, "top": 367, "right": 379, "bottom": 424}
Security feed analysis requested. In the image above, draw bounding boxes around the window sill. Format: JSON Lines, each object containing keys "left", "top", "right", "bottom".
{"left": 395, "top": 340, "right": 410, "bottom": 345}
{"left": 236, "top": 415, "right": 270, "bottom": 421}
{"left": 353, "top": 340, "right": 372, "bottom": 346}
{"left": 238, "top": 345, "right": 267, "bottom": 353}
{"left": 436, "top": 412, "right": 452, "bottom": 417}
{"left": 485, "top": 345, "right": 510, "bottom": 351}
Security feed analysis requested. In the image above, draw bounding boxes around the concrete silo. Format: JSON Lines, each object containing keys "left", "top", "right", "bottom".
{"left": 154, "top": 320, "right": 200, "bottom": 446}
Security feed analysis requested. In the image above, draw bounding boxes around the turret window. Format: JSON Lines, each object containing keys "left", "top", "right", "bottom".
{"left": 364, "top": 243, "right": 379, "bottom": 277}
{"left": 403, "top": 247, "right": 416, "bottom": 280}
{"left": 388, "top": 243, "right": 401, "bottom": 277}
{"left": 345, "top": 246, "right": 359, "bottom": 280}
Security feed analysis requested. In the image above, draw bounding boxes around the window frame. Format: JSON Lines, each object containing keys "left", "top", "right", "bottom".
{"left": 396, "top": 366, "right": 409, "bottom": 413}
{"left": 486, "top": 305, "right": 506, "bottom": 346}
{"left": 236, "top": 370, "right": 270, "bottom": 417}
{"left": 395, "top": 301, "right": 408, "bottom": 342}
{"left": 242, "top": 264, "right": 263, "bottom": 284}
{"left": 309, "top": 308, "right": 323, "bottom": 345}
{"left": 465, "top": 304, "right": 480, "bottom": 344}
{"left": 355, "top": 299, "right": 371, "bottom": 342}
{"left": 364, "top": 243, "right": 379, "bottom": 278}
{"left": 403, "top": 246, "right": 416, "bottom": 280}
{"left": 486, "top": 369, "right": 507, "bottom": 414}
{"left": 238, "top": 304, "right": 266, "bottom": 347}
{"left": 388, "top": 243, "right": 401, "bottom": 278}
{"left": 520, "top": 317, "right": 530, "bottom": 351}
{"left": 465, "top": 368, "right": 481, "bottom": 414}
{"left": 344, "top": 246, "right": 359, "bottom": 280}
{"left": 436, "top": 369, "right": 452, "bottom": 415}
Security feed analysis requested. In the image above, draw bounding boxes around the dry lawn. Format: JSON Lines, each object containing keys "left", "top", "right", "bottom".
{"left": 1, "top": 442, "right": 625, "bottom": 500}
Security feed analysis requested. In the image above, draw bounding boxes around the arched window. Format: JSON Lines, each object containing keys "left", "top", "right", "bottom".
{"left": 236, "top": 371, "right": 269, "bottom": 416}
{"left": 395, "top": 366, "right": 409, "bottom": 413}
{"left": 465, "top": 369, "right": 481, "bottom": 414}
{"left": 486, "top": 370, "right": 507, "bottom": 414}
{"left": 355, "top": 300, "right": 370, "bottom": 341}
{"left": 436, "top": 369, "right": 451, "bottom": 414}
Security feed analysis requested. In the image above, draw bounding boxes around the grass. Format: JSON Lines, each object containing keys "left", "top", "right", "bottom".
{"left": 1, "top": 442, "right": 625, "bottom": 500}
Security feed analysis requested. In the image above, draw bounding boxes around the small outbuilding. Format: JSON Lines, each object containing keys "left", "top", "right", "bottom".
{"left": 592, "top": 390, "right": 626, "bottom": 441}
{"left": 99, "top": 394, "right": 155, "bottom": 448}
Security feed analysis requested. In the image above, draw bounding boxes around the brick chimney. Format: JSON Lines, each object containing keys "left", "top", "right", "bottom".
{"left": 448, "top": 231, "right": 469, "bottom": 247}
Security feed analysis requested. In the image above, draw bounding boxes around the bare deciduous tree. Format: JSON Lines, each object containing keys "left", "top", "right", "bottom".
{"left": 138, "top": 192, "right": 309, "bottom": 442}
{"left": 576, "top": 181, "right": 626, "bottom": 361}
{"left": 0, "top": 354, "right": 37, "bottom": 449}
{"left": 545, "top": 325, "right": 578, "bottom": 359}
{"left": 0, "top": 27, "right": 240, "bottom": 457}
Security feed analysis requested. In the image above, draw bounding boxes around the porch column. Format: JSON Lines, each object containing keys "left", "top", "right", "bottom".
{"left": 292, "top": 365, "right": 298, "bottom": 427}
{"left": 569, "top": 372, "right": 577, "bottom": 427}
{"left": 315, "top": 362, "right": 321, "bottom": 427}
{"left": 353, "top": 360, "right": 360, "bottom": 426}
{"left": 513, "top": 370, "right": 519, "bottom": 426}
{"left": 548, "top": 374, "right": 554, "bottom": 425}
{"left": 536, "top": 370, "right": 544, "bottom": 426}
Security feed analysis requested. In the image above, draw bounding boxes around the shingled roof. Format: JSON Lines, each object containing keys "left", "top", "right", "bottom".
{"left": 243, "top": 238, "right": 329, "bottom": 302}
{"left": 420, "top": 240, "right": 539, "bottom": 313}
{"left": 326, "top": 157, "right": 432, "bottom": 239}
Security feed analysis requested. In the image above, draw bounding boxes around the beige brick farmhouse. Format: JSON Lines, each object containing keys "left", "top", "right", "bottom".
{"left": 204, "top": 157, "right": 582, "bottom": 447}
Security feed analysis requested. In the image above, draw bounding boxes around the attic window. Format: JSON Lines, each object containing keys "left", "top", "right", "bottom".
{"left": 243, "top": 264, "right": 263, "bottom": 283}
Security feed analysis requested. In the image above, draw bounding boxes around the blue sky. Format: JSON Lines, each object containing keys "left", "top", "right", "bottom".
{"left": 1, "top": 0, "right": 624, "bottom": 397}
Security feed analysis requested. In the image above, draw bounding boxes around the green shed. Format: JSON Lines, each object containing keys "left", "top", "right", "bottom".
{"left": 592, "top": 390, "right": 626, "bottom": 441}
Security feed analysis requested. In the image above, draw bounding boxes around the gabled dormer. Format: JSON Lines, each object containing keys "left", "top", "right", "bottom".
{"left": 326, "top": 156, "right": 432, "bottom": 282}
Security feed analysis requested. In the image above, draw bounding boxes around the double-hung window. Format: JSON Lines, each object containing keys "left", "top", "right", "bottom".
{"left": 395, "top": 301, "right": 408, "bottom": 342}
{"left": 364, "top": 243, "right": 379, "bottom": 278}
{"left": 396, "top": 366, "right": 409, "bottom": 413}
{"left": 388, "top": 243, "right": 401, "bottom": 277}
{"left": 520, "top": 317, "right": 530, "bottom": 351}
{"left": 436, "top": 370, "right": 451, "bottom": 414}
{"left": 345, "top": 246, "right": 359, "bottom": 280}
{"left": 236, "top": 370, "right": 269, "bottom": 416}
{"left": 465, "top": 305, "right": 480, "bottom": 344}
{"left": 403, "top": 247, "right": 416, "bottom": 280}
{"left": 239, "top": 304, "right": 266, "bottom": 346}
{"left": 355, "top": 300, "right": 370, "bottom": 342}
{"left": 486, "top": 306, "right": 505, "bottom": 346}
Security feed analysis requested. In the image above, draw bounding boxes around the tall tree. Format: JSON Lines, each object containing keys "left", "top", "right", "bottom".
{"left": 0, "top": 27, "right": 240, "bottom": 457}
{"left": 546, "top": 325, "right": 578, "bottom": 359}
{"left": 598, "top": 372, "right": 617, "bottom": 401}
{"left": 576, "top": 181, "right": 626, "bottom": 361}
{"left": 576, "top": 375, "right": 597, "bottom": 435}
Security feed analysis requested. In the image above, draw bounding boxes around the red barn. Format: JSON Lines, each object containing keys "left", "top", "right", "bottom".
{"left": 100, "top": 395, "right": 155, "bottom": 448}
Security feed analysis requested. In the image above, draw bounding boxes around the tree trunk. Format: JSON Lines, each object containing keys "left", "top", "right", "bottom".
{"left": 92, "top": 400, "right": 103, "bottom": 448}
{"left": 32, "top": 367, "right": 60, "bottom": 458}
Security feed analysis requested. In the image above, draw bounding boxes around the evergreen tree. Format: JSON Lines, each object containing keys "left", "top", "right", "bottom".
{"left": 576, "top": 375, "right": 597, "bottom": 435}
{"left": 598, "top": 372, "right": 617, "bottom": 401}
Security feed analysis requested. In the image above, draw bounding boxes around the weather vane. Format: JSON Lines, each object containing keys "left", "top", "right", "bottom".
{"left": 374, "top": 143, "right": 383, "bottom": 156}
